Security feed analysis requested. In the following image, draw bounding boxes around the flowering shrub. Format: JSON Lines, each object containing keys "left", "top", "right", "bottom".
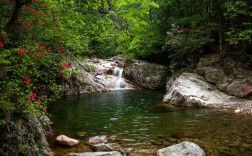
{"left": 0, "top": 0, "right": 72, "bottom": 125}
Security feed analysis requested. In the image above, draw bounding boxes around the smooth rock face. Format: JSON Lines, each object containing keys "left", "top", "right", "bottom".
{"left": 56, "top": 135, "right": 79, "bottom": 147}
{"left": 88, "top": 136, "right": 108, "bottom": 144}
{"left": 124, "top": 60, "right": 168, "bottom": 89}
{"left": 156, "top": 141, "right": 205, "bottom": 156}
{"left": 68, "top": 151, "right": 122, "bottom": 156}
{"left": 163, "top": 72, "right": 252, "bottom": 114}
{"left": 163, "top": 72, "right": 230, "bottom": 107}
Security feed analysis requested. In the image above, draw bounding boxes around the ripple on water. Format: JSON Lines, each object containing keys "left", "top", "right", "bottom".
{"left": 48, "top": 90, "right": 252, "bottom": 156}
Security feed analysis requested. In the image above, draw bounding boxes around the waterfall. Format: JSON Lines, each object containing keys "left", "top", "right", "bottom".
{"left": 113, "top": 67, "right": 125, "bottom": 89}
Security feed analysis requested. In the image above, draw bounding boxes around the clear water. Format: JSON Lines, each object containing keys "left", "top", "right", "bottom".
{"left": 48, "top": 90, "right": 252, "bottom": 155}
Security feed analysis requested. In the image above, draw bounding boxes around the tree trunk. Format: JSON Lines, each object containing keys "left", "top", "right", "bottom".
{"left": 4, "top": 0, "right": 22, "bottom": 33}
{"left": 217, "top": 1, "right": 224, "bottom": 65}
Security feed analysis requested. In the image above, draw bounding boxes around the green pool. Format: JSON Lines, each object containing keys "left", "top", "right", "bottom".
{"left": 49, "top": 89, "right": 252, "bottom": 155}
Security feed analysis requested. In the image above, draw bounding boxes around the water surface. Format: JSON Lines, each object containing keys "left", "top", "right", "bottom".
{"left": 49, "top": 90, "right": 252, "bottom": 155}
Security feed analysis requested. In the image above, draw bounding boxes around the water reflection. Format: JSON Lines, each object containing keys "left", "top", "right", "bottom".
{"left": 49, "top": 90, "right": 252, "bottom": 155}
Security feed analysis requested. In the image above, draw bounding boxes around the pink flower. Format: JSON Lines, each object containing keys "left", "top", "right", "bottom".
{"left": 1, "top": 34, "right": 6, "bottom": 39}
{"left": 17, "top": 49, "right": 25, "bottom": 55}
{"left": 28, "top": 93, "right": 37, "bottom": 103}
{"left": 24, "top": 79, "right": 30, "bottom": 85}
{"left": 0, "top": 42, "right": 3, "bottom": 48}
{"left": 62, "top": 63, "right": 68, "bottom": 68}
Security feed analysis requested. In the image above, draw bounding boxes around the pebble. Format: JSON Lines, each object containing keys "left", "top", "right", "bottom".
{"left": 76, "top": 131, "right": 88, "bottom": 137}
{"left": 242, "top": 143, "right": 251, "bottom": 149}
{"left": 166, "top": 138, "right": 177, "bottom": 143}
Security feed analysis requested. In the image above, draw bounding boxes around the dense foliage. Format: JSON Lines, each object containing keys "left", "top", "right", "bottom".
{"left": 0, "top": 0, "right": 63, "bottom": 125}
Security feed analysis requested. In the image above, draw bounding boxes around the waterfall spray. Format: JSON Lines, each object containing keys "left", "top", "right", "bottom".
{"left": 113, "top": 67, "right": 124, "bottom": 89}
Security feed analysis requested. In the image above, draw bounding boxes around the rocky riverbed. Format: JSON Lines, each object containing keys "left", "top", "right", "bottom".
{"left": 48, "top": 54, "right": 252, "bottom": 156}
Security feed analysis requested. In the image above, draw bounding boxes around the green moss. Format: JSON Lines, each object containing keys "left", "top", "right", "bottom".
{"left": 18, "top": 144, "right": 28, "bottom": 156}
{"left": 90, "top": 65, "right": 96, "bottom": 72}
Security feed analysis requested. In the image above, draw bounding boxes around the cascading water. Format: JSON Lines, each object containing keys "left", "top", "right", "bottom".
{"left": 113, "top": 67, "right": 126, "bottom": 89}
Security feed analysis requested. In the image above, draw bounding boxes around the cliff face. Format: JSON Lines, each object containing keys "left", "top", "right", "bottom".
{"left": 195, "top": 53, "right": 252, "bottom": 98}
{"left": 124, "top": 60, "right": 168, "bottom": 89}
{"left": 0, "top": 115, "right": 53, "bottom": 156}
{"left": 163, "top": 53, "right": 252, "bottom": 115}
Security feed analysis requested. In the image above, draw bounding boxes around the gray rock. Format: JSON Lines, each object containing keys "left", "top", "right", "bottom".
{"left": 216, "top": 76, "right": 234, "bottom": 91}
{"left": 197, "top": 53, "right": 221, "bottom": 68}
{"left": 89, "top": 136, "right": 108, "bottom": 144}
{"left": 196, "top": 67, "right": 225, "bottom": 84}
{"left": 63, "top": 60, "right": 107, "bottom": 95}
{"left": 156, "top": 141, "right": 205, "bottom": 156}
{"left": 68, "top": 151, "right": 122, "bottom": 156}
{"left": 93, "top": 143, "right": 122, "bottom": 152}
{"left": 163, "top": 72, "right": 252, "bottom": 114}
{"left": 226, "top": 79, "right": 247, "bottom": 97}
{"left": 124, "top": 60, "right": 168, "bottom": 89}
{"left": 195, "top": 53, "right": 252, "bottom": 98}
{"left": 0, "top": 115, "right": 53, "bottom": 156}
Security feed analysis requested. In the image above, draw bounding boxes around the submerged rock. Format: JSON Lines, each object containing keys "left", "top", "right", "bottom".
{"left": 163, "top": 72, "right": 252, "bottom": 114}
{"left": 76, "top": 131, "right": 88, "bottom": 137}
{"left": 124, "top": 60, "right": 168, "bottom": 89}
{"left": 156, "top": 141, "right": 205, "bottom": 156}
{"left": 56, "top": 135, "right": 79, "bottom": 147}
{"left": 132, "top": 149, "right": 155, "bottom": 156}
{"left": 88, "top": 136, "right": 108, "bottom": 145}
{"left": 93, "top": 143, "right": 122, "bottom": 152}
{"left": 68, "top": 151, "right": 122, "bottom": 156}
{"left": 171, "top": 132, "right": 198, "bottom": 139}
{"left": 153, "top": 103, "right": 179, "bottom": 112}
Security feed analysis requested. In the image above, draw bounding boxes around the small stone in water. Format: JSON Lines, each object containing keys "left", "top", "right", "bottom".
{"left": 76, "top": 131, "right": 88, "bottom": 137}
{"left": 150, "top": 140, "right": 162, "bottom": 145}
{"left": 242, "top": 143, "right": 251, "bottom": 149}
{"left": 108, "top": 135, "right": 118, "bottom": 142}
{"left": 88, "top": 136, "right": 108, "bottom": 144}
{"left": 171, "top": 132, "right": 198, "bottom": 139}
{"left": 227, "top": 142, "right": 240, "bottom": 147}
{"left": 166, "top": 138, "right": 177, "bottom": 143}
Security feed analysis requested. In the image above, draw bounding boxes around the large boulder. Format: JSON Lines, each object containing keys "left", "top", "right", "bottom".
{"left": 196, "top": 67, "right": 225, "bottom": 84}
{"left": 225, "top": 79, "right": 249, "bottom": 97}
{"left": 156, "top": 141, "right": 205, "bottom": 156}
{"left": 63, "top": 54, "right": 107, "bottom": 95}
{"left": 124, "top": 60, "right": 168, "bottom": 89}
{"left": 68, "top": 151, "right": 122, "bottom": 156}
{"left": 196, "top": 54, "right": 252, "bottom": 98}
{"left": 56, "top": 135, "right": 79, "bottom": 147}
{"left": 163, "top": 72, "right": 252, "bottom": 114}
